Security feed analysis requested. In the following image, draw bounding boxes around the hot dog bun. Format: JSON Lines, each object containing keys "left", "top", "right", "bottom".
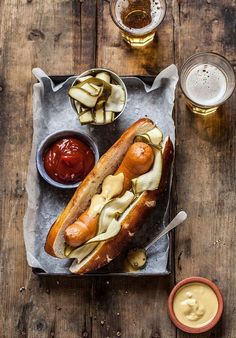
{"left": 69, "top": 136, "right": 173, "bottom": 274}
{"left": 64, "top": 142, "right": 154, "bottom": 247}
{"left": 45, "top": 118, "right": 156, "bottom": 258}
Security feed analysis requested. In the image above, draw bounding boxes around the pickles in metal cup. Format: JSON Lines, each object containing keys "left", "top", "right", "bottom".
{"left": 69, "top": 68, "right": 127, "bottom": 125}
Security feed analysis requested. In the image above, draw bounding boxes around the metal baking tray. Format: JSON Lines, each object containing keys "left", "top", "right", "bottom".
{"left": 32, "top": 75, "right": 174, "bottom": 277}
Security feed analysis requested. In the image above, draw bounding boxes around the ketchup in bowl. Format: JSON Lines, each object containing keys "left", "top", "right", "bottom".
{"left": 43, "top": 137, "right": 95, "bottom": 185}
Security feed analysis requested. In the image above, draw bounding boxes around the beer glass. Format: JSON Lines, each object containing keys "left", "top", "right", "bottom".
{"left": 109, "top": 0, "right": 167, "bottom": 47}
{"left": 180, "top": 52, "right": 235, "bottom": 115}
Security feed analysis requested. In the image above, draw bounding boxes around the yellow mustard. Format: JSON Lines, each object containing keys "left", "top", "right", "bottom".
{"left": 173, "top": 282, "right": 218, "bottom": 328}
{"left": 88, "top": 173, "right": 124, "bottom": 217}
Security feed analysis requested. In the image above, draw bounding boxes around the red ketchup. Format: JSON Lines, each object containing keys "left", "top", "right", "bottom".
{"left": 43, "top": 137, "right": 95, "bottom": 185}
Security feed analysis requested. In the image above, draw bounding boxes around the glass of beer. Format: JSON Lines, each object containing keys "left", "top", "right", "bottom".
{"left": 109, "top": 0, "right": 167, "bottom": 47}
{"left": 180, "top": 52, "right": 235, "bottom": 115}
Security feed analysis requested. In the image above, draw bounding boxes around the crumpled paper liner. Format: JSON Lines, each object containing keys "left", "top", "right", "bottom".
{"left": 23, "top": 65, "right": 178, "bottom": 274}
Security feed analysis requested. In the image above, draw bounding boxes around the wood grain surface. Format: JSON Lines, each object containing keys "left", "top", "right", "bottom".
{"left": 0, "top": 1, "right": 235, "bottom": 337}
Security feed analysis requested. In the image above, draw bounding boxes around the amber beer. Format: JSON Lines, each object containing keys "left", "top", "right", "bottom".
{"left": 109, "top": 0, "right": 166, "bottom": 47}
{"left": 180, "top": 53, "right": 235, "bottom": 115}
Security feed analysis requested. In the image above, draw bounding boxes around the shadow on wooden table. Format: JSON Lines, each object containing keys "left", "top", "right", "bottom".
{"left": 186, "top": 105, "right": 232, "bottom": 146}
{"left": 19, "top": 274, "right": 175, "bottom": 337}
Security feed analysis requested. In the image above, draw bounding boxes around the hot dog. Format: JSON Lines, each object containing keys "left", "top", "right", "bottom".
{"left": 64, "top": 142, "right": 154, "bottom": 247}
{"left": 45, "top": 118, "right": 174, "bottom": 274}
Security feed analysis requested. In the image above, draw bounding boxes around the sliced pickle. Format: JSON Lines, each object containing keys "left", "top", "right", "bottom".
{"left": 77, "top": 75, "right": 93, "bottom": 82}
{"left": 87, "top": 219, "right": 121, "bottom": 243}
{"left": 105, "top": 84, "right": 125, "bottom": 112}
{"left": 64, "top": 244, "right": 74, "bottom": 257}
{"left": 135, "top": 127, "right": 163, "bottom": 148}
{"left": 75, "top": 77, "right": 104, "bottom": 87}
{"left": 79, "top": 111, "right": 94, "bottom": 125}
{"left": 68, "top": 242, "right": 98, "bottom": 262}
{"left": 95, "top": 101, "right": 105, "bottom": 110}
{"left": 68, "top": 197, "right": 142, "bottom": 271}
{"left": 98, "top": 191, "right": 134, "bottom": 233}
{"left": 70, "top": 75, "right": 124, "bottom": 125}
{"left": 69, "top": 87, "right": 98, "bottom": 108}
{"left": 127, "top": 248, "right": 147, "bottom": 269}
{"left": 75, "top": 78, "right": 111, "bottom": 96}
{"left": 68, "top": 194, "right": 126, "bottom": 261}
{"left": 96, "top": 82, "right": 112, "bottom": 108}
{"left": 132, "top": 148, "right": 163, "bottom": 194}
{"left": 69, "top": 241, "right": 104, "bottom": 273}
{"left": 95, "top": 72, "right": 110, "bottom": 83}
{"left": 94, "top": 107, "right": 105, "bottom": 124}
{"left": 105, "top": 111, "right": 115, "bottom": 124}
{"left": 89, "top": 83, "right": 102, "bottom": 94}
{"left": 80, "top": 106, "right": 92, "bottom": 115}
{"left": 79, "top": 82, "right": 101, "bottom": 97}
{"left": 67, "top": 174, "right": 125, "bottom": 262}
{"left": 70, "top": 78, "right": 111, "bottom": 108}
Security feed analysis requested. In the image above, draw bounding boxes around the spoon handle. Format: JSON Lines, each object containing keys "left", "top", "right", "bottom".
{"left": 145, "top": 211, "right": 187, "bottom": 251}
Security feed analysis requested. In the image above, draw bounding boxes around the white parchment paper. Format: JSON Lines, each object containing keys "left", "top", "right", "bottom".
{"left": 23, "top": 65, "right": 178, "bottom": 275}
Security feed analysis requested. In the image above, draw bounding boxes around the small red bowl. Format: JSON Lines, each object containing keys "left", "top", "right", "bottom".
{"left": 168, "top": 277, "right": 223, "bottom": 334}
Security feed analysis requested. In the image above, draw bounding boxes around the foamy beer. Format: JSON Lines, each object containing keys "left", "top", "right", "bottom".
{"left": 180, "top": 53, "right": 235, "bottom": 115}
{"left": 109, "top": 0, "right": 167, "bottom": 47}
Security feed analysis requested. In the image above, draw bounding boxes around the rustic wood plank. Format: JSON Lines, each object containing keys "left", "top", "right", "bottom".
{"left": 0, "top": 1, "right": 97, "bottom": 337}
{"left": 173, "top": 1, "right": 236, "bottom": 337}
{"left": 72, "top": 0, "right": 97, "bottom": 74}
{"left": 91, "top": 276, "right": 175, "bottom": 338}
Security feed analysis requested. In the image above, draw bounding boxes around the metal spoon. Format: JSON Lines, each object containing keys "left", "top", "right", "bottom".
{"left": 145, "top": 210, "right": 187, "bottom": 251}
{"left": 125, "top": 211, "right": 187, "bottom": 271}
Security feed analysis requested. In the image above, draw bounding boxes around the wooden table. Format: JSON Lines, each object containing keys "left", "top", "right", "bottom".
{"left": 1, "top": 1, "right": 235, "bottom": 337}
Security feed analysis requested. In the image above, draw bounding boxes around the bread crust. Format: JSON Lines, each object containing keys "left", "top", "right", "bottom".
{"left": 70, "top": 136, "right": 174, "bottom": 274}
{"left": 45, "top": 118, "right": 155, "bottom": 257}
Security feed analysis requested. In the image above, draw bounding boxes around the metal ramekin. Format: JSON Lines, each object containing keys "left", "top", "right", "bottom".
{"left": 36, "top": 130, "right": 99, "bottom": 189}
{"left": 69, "top": 67, "right": 128, "bottom": 125}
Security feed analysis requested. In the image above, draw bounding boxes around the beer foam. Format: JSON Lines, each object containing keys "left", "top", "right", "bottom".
{"left": 115, "top": 0, "right": 165, "bottom": 33}
{"left": 185, "top": 64, "right": 227, "bottom": 106}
